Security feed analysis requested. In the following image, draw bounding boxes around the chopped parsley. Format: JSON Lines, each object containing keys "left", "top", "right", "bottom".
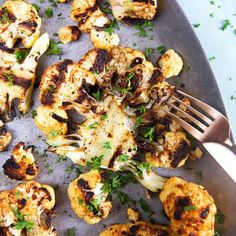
{"left": 13, "top": 208, "right": 34, "bottom": 232}
{"left": 136, "top": 116, "right": 142, "bottom": 125}
{"left": 102, "top": 141, "right": 112, "bottom": 149}
{"left": 56, "top": 155, "right": 67, "bottom": 163}
{"left": 103, "top": 19, "right": 120, "bottom": 35}
{"left": 53, "top": 32, "right": 59, "bottom": 37}
{"left": 116, "top": 87, "right": 132, "bottom": 95}
{"left": 157, "top": 45, "right": 166, "bottom": 54}
{"left": 15, "top": 50, "right": 28, "bottom": 62}
{"left": 50, "top": 130, "right": 58, "bottom": 137}
{"left": 32, "top": 4, "right": 40, "bottom": 12}
{"left": 221, "top": 19, "right": 231, "bottom": 31}
{"left": 101, "top": 114, "right": 107, "bottom": 120}
{"left": 143, "top": 127, "right": 155, "bottom": 141}
{"left": 144, "top": 47, "right": 154, "bottom": 57}
{"left": 139, "top": 198, "right": 155, "bottom": 219}
{"left": 215, "top": 210, "right": 225, "bottom": 224}
{"left": 5, "top": 74, "right": 13, "bottom": 86}
{"left": 209, "top": 0, "right": 215, "bottom": 5}
{"left": 87, "top": 121, "right": 99, "bottom": 129}
{"left": 102, "top": 171, "right": 135, "bottom": 204}
{"left": 117, "top": 154, "right": 129, "bottom": 162}
{"left": 126, "top": 72, "right": 135, "bottom": 80}
{"left": 139, "top": 105, "right": 147, "bottom": 114}
{"left": 0, "top": 9, "right": 10, "bottom": 23}
{"left": 31, "top": 110, "right": 37, "bottom": 118}
{"left": 136, "top": 162, "right": 152, "bottom": 177}
{"left": 86, "top": 155, "right": 104, "bottom": 170}
{"left": 209, "top": 13, "right": 214, "bottom": 17}
{"left": 92, "top": 89, "right": 102, "bottom": 101}
{"left": 48, "top": 40, "right": 62, "bottom": 55}
{"left": 65, "top": 227, "right": 76, "bottom": 236}
{"left": 209, "top": 56, "right": 216, "bottom": 61}
{"left": 134, "top": 20, "right": 153, "bottom": 38}
{"left": 45, "top": 8, "right": 53, "bottom": 18}
{"left": 214, "top": 231, "right": 221, "bottom": 236}
{"left": 87, "top": 199, "right": 102, "bottom": 216}
{"left": 184, "top": 205, "right": 197, "bottom": 211}
{"left": 45, "top": 162, "right": 53, "bottom": 174}
{"left": 65, "top": 165, "right": 74, "bottom": 174}
{"left": 193, "top": 23, "right": 200, "bottom": 28}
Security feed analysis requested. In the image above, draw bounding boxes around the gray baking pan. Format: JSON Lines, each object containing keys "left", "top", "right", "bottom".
{"left": 0, "top": 0, "right": 236, "bottom": 235}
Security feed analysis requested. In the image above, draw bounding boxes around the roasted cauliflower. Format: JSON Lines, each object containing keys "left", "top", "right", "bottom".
{"left": 59, "top": 25, "right": 81, "bottom": 44}
{"left": 0, "top": 181, "right": 57, "bottom": 235}
{"left": 70, "top": 0, "right": 111, "bottom": 32}
{"left": 100, "top": 221, "right": 172, "bottom": 236}
{"left": 159, "top": 177, "right": 217, "bottom": 236}
{"left": 90, "top": 28, "right": 120, "bottom": 50}
{"left": 157, "top": 49, "right": 183, "bottom": 78}
{"left": 110, "top": 0, "right": 157, "bottom": 23}
{"left": 0, "top": 120, "right": 12, "bottom": 151}
{"left": 3, "top": 142, "right": 39, "bottom": 180}
{"left": 68, "top": 170, "right": 112, "bottom": 224}
{"left": 0, "top": 0, "right": 41, "bottom": 49}
{"left": 0, "top": 33, "right": 49, "bottom": 122}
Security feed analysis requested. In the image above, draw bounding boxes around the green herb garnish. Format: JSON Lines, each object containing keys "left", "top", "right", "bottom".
{"left": 143, "top": 127, "right": 155, "bottom": 141}
{"left": 102, "top": 141, "right": 112, "bottom": 149}
{"left": 144, "top": 47, "right": 154, "bottom": 57}
{"left": 87, "top": 121, "right": 99, "bottom": 129}
{"left": 221, "top": 19, "right": 231, "bottom": 31}
{"left": 157, "top": 45, "right": 166, "bottom": 54}
{"left": 32, "top": 4, "right": 40, "bottom": 12}
{"left": 86, "top": 155, "right": 104, "bottom": 170}
{"left": 135, "top": 20, "right": 153, "bottom": 38}
{"left": 45, "top": 8, "right": 53, "bottom": 18}
{"left": 103, "top": 19, "right": 120, "bottom": 35}
{"left": 13, "top": 208, "right": 34, "bottom": 232}
{"left": 193, "top": 23, "right": 200, "bottom": 28}
{"left": 117, "top": 154, "right": 129, "bottom": 162}
{"left": 48, "top": 39, "right": 62, "bottom": 55}
{"left": 215, "top": 210, "right": 225, "bottom": 224}
{"left": 65, "top": 227, "right": 76, "bottom": 236}
{"left": 184, "top": 205, "right": 197, "bottom": 211}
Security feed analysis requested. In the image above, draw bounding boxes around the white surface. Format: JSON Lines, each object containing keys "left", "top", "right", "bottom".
{"left": 177, "top": 0, "right": 236, "bottom": 138}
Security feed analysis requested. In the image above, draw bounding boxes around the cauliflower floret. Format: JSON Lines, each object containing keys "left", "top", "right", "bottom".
{"left": 90, "top": 28, "right": 120, "bottom": 50}
{"left": 110, "top": 0, "right": 157, "bottom": 23}
{"left": 100, "top": 221, "right": 172, "bottom": 236}
{"left": 3, "top": 142, "right": 38, "bottom": 180}
{"left": 146, "top": 131, "right": 190, "bottom": 168}
{"left": 0, "top": 121, "right": 11, "bottom": 151}
{"left": 59, "top": 25, "right": 81, "bottom": 44}
{"left": 127, "top": 208, "right": 139, "bottom": 222}
{"left": 159, "top": 177, "right": 217, "bottom": 236}
{"left": 70, "top": 0, "right": 110, "bottom": 32}
{"left": 68, "top": 170, "right": 112, "bottom": 224}
{"left": 0, "top": 0, "right": 41, "bottom": 49}
{"left": 0, "top": 181, "right": 57, "bottom": 235}
{"left": 158, "top": 49, "right": 183, "bottom": 78}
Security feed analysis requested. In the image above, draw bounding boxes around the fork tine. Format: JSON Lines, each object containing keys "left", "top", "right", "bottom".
{"left": 163, "top": 108, "right": 204, "bottom": 138}
{"left": 172, "top": 95, "right": 212, "bottom": 124}
{"left": 177, "top": 90, "right": 220, "bottom": 118}
{"left": 167, "top": 101, "right": 207, "bottom": 131}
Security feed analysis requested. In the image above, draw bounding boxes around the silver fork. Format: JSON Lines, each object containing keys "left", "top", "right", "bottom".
{"left": 164, "top": 90, "right": 236, "bottom": 182}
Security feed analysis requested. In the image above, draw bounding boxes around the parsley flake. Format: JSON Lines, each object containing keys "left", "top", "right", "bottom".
{"left": 184, "top": 205, "right": 197, "bottom": 211}
{"left": 144, "top": 47, "right": 154, "bottom": 57}
{"left": 45, "top": 8, "right": 53, "bottom": 18}
{"left": 157, "top": 45, "right": 166, "bottom": 54}
{"left": 48, "top": 39, "right": 62, "bottom": 55}
{"left": 134, "top": 20, "right": 153, "bottom": 38}
{"left": 65, "top": 227, "right": 76, "bottom": 236}
{"left": 102, "top": 141, "right": 112, "bottom": 149}
{"left": 221, "top": 19, "right": 231, "bottom": 31}
{"left": 103, "top": 19, "right": 120, "bottom": 36}
{"left": 86, "top": 155, "right": 104, "bottom": 169}
{"left": 13, "top": 208, "right": 34, "bottom": 232}
{"left": 87, "top": 121, "right": 99, "bottom": 129}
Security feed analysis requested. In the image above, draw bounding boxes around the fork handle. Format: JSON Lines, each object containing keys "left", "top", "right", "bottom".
{"left": 203, "top": 142, "right": 236, "bottom": 183}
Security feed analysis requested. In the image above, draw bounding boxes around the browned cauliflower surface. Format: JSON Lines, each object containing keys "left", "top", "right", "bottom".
{"left": 68, "top": 170, "right": 112, "bottom": 224}
{"left": 159, "top": 177, "right": 217, "bottom": 236}
{"left": 3, "top": 142, "right": 39, "bottom": 180}
{"left": 0, "top": 181, "right": 57, "bottom": 235}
